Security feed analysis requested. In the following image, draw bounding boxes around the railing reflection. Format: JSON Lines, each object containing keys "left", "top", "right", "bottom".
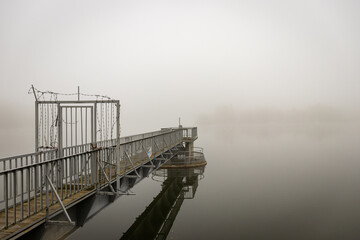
{"left": 120, "top": 166, "right": 205, "bottom": 240}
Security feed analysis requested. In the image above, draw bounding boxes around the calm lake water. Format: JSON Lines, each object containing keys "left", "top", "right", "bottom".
{"left": 61, "top": 122, "right": 360, "bottom": 239}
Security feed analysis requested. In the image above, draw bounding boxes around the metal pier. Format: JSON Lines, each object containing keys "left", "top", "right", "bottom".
{"left": 0, "top": 90, "right": 198, "bottom": 240}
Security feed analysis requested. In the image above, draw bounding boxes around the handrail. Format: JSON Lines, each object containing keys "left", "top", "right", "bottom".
{"left": 0, "top": 128, "right": 186, "bottom": 231}
{"left": 0, "top": 128, "right": 189, "bottom": 172}
{"left": 0, "top": 148, "right": 100, "bottom": 175}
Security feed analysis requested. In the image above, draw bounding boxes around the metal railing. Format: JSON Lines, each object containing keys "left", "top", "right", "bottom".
{"left": 165, "top": 148, "right": 205, "bottom": 166}
{"left": 0, "top": 128, "right": 185, "bottom": 171}
{"left": 0, "top": 128, "right": 189, "bottom": 230}
{"left": 0, "top": 148, "right": 99, "bottom": 229}
{"left": 120, "top": 129, "right": 182, "bottom": 173}
{"left": 0, "top": 150, "right": 57, "bottom": 172}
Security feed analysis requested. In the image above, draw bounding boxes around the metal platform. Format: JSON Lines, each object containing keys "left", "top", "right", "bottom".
{"left": 0, "top": 127, "right": 198, "bottom": 239}
{"left": 0, "top": 88, "right": 199, "bottom": 239}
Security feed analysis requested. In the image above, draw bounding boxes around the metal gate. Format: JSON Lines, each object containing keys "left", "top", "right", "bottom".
{"left": 35, "top": 100, "right": 120, "bottom": 156}
{"left": 35, "top": 99, "right": 120, "bottom": 186}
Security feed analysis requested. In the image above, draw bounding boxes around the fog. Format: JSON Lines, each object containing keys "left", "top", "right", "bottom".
{"left": 0, "top": 0, "right": 360, "bottom": 155}
{"left": 2, "top": 2, "right": 360, "bottom": 239}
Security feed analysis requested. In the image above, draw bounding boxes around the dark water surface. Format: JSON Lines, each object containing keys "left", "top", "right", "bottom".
{"left": 67, "top": 123, "right": 360, "bottom": 240}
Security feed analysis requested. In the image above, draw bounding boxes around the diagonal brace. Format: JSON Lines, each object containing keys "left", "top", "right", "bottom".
{"left": 154, "top": 139, "right": 168, "bottom": 159}
{"left": 96, "top": 159, "right": 116, "bottom": 194}
{"left": 124, "top": 151, "right": 140, "bottom": 177}
{"left": 142, "top": 144, "right": 155, "bottom": 165}
{"left": 46, "top": 175, "right": 74, "bottom": 224}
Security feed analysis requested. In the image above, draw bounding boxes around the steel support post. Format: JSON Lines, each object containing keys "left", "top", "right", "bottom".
{"left": 45, "top": 164, "right": 49, "bottom": 222}
{"left": 91, "top": 105, "right": 97, "bottom": 186}
{"left": 116, "top": 101, "right": 121, "bottom": 191}
{"left": 56, "top": 104, "right": 63, "bottom": 190}
{"left": 57, "top": 104, "right": 63, "bottom": 158}
{"left": 35, "top": 101, "right": 39, "bottom": 153}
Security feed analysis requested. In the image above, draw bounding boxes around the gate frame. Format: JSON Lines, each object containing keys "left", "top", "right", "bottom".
{"left": 34, "top": 99, "right": 121, "bottom": 191}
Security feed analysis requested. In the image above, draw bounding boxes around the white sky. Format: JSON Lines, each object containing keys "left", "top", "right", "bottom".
{"left": 0, "top": 0, "right": 359, "bottom": 135}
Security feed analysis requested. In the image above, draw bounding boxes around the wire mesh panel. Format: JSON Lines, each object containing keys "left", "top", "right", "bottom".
{"left": 95, "top": 101, "right": 118, "bottom": 148}
{"left": 36, "top": 103, "right": 59, "bottom": 152}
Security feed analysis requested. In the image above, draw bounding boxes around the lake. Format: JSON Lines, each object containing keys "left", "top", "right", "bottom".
{"left": 66, "top": 122, "right": 360, "bottom": 239}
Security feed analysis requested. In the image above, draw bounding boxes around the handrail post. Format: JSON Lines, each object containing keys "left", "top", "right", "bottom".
{"left": 116, "top": 101, "right": 121, "bottom": 192}
{"left": 35, "top": 101, "right": 39, "bottom": 154}
{"left": 45, "top": 163, "right": 49, "bottom": 222}
{"left": 57, "top": 103, "right": 63, "bottom": 158}
{"left": 5, "top": 172, "right": 8, "bottom": 229}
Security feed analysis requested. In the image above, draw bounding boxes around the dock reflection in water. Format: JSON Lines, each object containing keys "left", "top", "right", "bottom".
{"left": 120, "top": 166, "right": 205, "bottom": 240}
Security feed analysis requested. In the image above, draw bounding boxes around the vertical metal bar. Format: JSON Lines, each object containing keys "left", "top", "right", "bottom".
{"left": 110, "top": 103, "right": 113, "bottom": 140}
{"left": 5, "top": 172, "right": 8, "bottom": 229}
{"left": 100, "top": 102, "right": 102, "bottom": 143}
{"left": 56, "top": 160, "right": 59, "bottom": 202}
{"left": 80, "top": 154, "right": 82, "bottom": 190}
{"left": 80, "top": 154, "right": 83, "bottom": 190}
{"left": 99, "top": 150, "right": 102, "bottom": 184}
{"left": 106, "top": 149, "right": 109, "bottom": 181}
{"left": 27, "top": 168, "right": 30, "bottom": 217}
{"left": 95, "top": 155, "right": 99, "bottom": 183}
{"left": 109, "top": 149, "right": 112, "bottom": 181}
{"left": 84, "top": 154, "right": 87, "bottom": 188}
{"left": 93, "top": 103, "right": 96, "bottom": 143}
{"left": 51, "top": 162, "right": 54, "bottom": 204}
{"left": 66, "top": 107, "right": 68, "bottom": 153}
{"left": 57, "top": 105, "right": 63, "bottom": 201}
{"left": 58, "top": 104, "right": 63, "bottom": 158}
{"left": 13, "top": 171, "right": 17, "bottom": 224}
{"left": 34, "top": 166, "right": 37, "bottom": 213}
{"left": 42, "top": 104, "right": 44, "bottom": 149}
{"left": 65, "top": 157, "right": 68, "bottom": 197}
{"left": 85, "top": 153, "right": 88, "bottom": 187}
{"left": 77, "top": 155, "right": 79, "bottom": 192}
{"left": 72, "top": 156, "right": 75, "bottom": 195}
{"left": 81, "top": 154, "right": 84, "bottom": 189}
{"left": 91, "top": 105, "right": 96, "bottom": 185}
{"left": 105, "top": 102, "right": 108, "bottom": 142}
{"left": 116, "top": 101, "right": 120, "bottom": 192}
{"left": 21, "top": 169, "right": 24, "bottom": 220}
{"left": 61, "top": 159, "right": 64, "bottom": 200}
{"left": 71, "top": 107, "right": 73, "bottom": 148}
{"left": 40, "top": 164, "right": 43, "bottom": 210}
{"left": 47, "top": 103, "right": 50, "bottom": 148}
{"left": 75, "top": 108, "right": 78, "bottom": 152}
{"left": 73, "top": 156, "right": 75, "bottom": 194}
{"left": 81, "top": 108, "right": 84, "bottom": 146}
{"left": 45, "top": 163, "right": 49, "bottom": 222}
{"left": 69, "top": 157, "right": 72, "bottom": 196}
{"left": 9, "top": 161, "right": 12, "bottom": 199}
{"left": 85, "top": 108, "right": 88, "bottom": 145}
{"left": 74, "top": 155, "right": 77, "bottom": 193}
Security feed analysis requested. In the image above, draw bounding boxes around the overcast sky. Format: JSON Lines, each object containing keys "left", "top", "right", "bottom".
{"left": 0, "top": 0, "right": 359, "bottom": 137}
